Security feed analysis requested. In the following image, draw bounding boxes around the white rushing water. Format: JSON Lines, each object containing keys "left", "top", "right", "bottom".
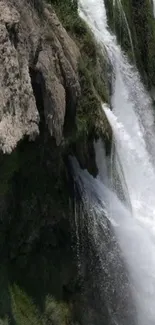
{"left": 77, "top": 0, "right": 155, "bottom": 324}
{"left": 72, "top": 158, "right": 155, "bottom": 325}
{"left": 78, "top": 0, "right": 155, "bottom": 160}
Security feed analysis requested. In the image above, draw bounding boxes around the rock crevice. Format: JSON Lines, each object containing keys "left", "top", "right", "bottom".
{"left": 0, "top": 0, "right": 80, "bottom": 152}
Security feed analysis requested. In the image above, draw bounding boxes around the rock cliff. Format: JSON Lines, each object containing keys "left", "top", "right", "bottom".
{"left": 0, "top": 0, "right": 81, "bottom": 152}
{"left": 2, "top": 0, "right": 155, "bottom": 324}
{"left": 0, "top": 1, "right": 110, "bottom": 325}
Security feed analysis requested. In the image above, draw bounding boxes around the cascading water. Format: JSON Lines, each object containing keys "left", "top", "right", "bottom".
{"left": 71, "top": 156, "right": 137, "bottom": 325}
{"left": 72, "top": 152, "right": 155, "bottom": 325}
{"left": 74, "top": 0, "right": 155, "bottom": 324}
{"left": 78, "top": 0, "right": 155, "bottom": 161}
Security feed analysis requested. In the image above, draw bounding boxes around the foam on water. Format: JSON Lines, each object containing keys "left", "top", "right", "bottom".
{"left": 78, "top": 0, "right": 155, "bottom": 323}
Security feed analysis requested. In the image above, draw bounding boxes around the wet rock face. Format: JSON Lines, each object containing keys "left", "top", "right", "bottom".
{"left": 0, "top": 1, "right": 111, "bottom": 324}
{"left": 0, "top": 0, "right": 80, "bottom": 152}
{"left": 33, "top": 5, "right": 80, "bottom": 145}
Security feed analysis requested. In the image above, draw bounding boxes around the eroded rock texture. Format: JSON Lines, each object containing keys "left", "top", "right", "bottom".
{"left": 0, "top": 0, "right": 80, "bottom": 152}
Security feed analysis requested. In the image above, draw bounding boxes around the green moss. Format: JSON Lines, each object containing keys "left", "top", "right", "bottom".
{"left": 0, "top": 262, "right": 74, "bottom": 325}
{"left": 50, "top": 0, "right": 97, "bottom": 60}
{"left": 123, "top": 0, "right": 155, "bottom": 87}
{"left": 104, "top": 0, "right": 134, "bottom": 61}
{"left": 105, "top": 0, "right": 155, "bottom": 87}
{"left": 49, "top": 0, "right": 78, "bottom": 32}
{"left": 47, "top": 0, "right": 110, "bottom": 141}
{"left": 44, "top": 296, "right": 70, "bottom": 325}
{"left": 11, "top": 285, "right": 42, "bottom": 325}
{"left": 0, "top": 318, "right": 9, "bottom": 325}
{"left": 76, "top": 59, "right": 108, "bottom": 136}
{"left": 10, "top": 285, "right": 71, "bottom": 325}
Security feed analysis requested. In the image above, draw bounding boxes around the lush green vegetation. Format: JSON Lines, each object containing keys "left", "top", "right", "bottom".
{"left": 11, "top": 285, "right": 70, "bottom": 325}
{"left": 0, "top": 278, "right": 71, "bottom": 325}
{"left": 48, "top": 0, "right": 110, "bottom": 141}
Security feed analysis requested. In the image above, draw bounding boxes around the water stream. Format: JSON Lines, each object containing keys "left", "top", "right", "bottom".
{"left": 76, "top": 0, "right": 155, "bottom": 324}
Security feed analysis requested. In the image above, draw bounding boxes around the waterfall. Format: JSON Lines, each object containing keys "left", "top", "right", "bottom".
{"left": 72, "top": 155, "right": 155, "bottom": 325}
{"left": 71, "top": 157, "right": 137, "bottom": 325}
{"left": 78, "top": 0, "right": 155, "bottom": 161}
{"left": 103, "top": 105, "right": 155, "bottom": 233}
{"left": 75, "top": 0, "right": 155, "bottom": 324}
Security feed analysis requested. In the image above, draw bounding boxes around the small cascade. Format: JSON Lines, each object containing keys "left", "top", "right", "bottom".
{"left": 103, "top": 105, "right": 155, "bottom": 235}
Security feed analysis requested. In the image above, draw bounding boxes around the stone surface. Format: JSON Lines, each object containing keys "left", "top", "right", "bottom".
{"left": 0, "top": 1, "right": 39, "bottom": 153}
{"left": 0, "top": 0, "right": 80, "bottom": 152}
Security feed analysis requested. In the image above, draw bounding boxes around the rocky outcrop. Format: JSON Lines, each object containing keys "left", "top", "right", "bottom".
{"left": 0, "top": 0, "right": 80, "bottom": 152}
{"left": 0, "top": 1, "right": 111, "bottom": 325}
{"left": 0, "top": 2, "right": 38, "bottom": 153}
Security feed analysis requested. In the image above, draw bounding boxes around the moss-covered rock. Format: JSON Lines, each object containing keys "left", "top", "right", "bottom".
{"left": 0, "top": 1, "right": 112, "bottom": 324}
{"left": 49, "top": 0, "right": 111, "bottom": 140}
{"left": 11, "top": 285, "right": 71, "bottom": 325}
{"left": 105, "top": 0, "right": 155, "bottom": 88}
